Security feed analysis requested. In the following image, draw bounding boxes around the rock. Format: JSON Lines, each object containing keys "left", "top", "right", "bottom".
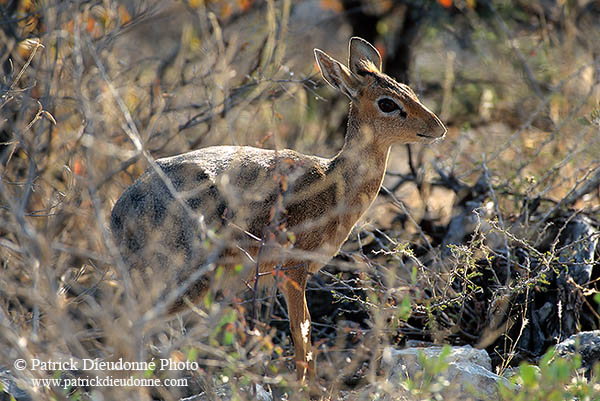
{"left": 555, "top": 330, "right": 600, "bottom": 374}
{"left": 251, "top": 384, "right": 272, "bottom": 401}
{"left": 557, "top": 216, "right": 597, "bottom": 286}
{"left": 0, "top": 367, "right": 32, "bottom": 401}
{"left": 381, "top": 345, "right": 507, "bottom": 401}
{"left": 183, "top": 346, "right": 508, "bottom": 401}
{"left": 339, "top": 386, "right": 412, "bottom": 401}
{"left": 181, "top": 383, "right": 272, "bottom": 401}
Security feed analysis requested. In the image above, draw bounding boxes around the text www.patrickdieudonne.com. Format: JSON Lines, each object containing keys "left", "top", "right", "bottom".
{"left": 30, "top": 375, "right": 188, "bottom": 389}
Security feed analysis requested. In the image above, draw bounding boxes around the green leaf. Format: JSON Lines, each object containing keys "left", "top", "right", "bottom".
{"left": 519, "top": 364, "right": 537, "bottom": 387}
{"left": 577, "top": 117, "right": 591, "bottom": 126}
{"left": 539, "top": 349, "right": 555, "bottom": 367}
{"left": 203, "top": 292, "right": 213, "bottom": 309}
{"left": 144, "top": 362, "right": 155, "bottom": 378}
{"left": 215, "top": 265, "right": 224, "bottom": 280}
{"left": 439, "top": 345, "right": 451, "bottom": 362}
{"left": 186, "top": 347, "right": 198, "bottom": 362}
{"left": 594, "top": 292, "right": 600, "bottom": 308}
{"left": 223, "top": 329, "right": 234, "bottom": 346}
{"left": 398, "top": 296, "right": 412, "bottom": 321}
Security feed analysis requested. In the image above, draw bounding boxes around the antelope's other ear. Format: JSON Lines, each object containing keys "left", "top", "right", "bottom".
{"left": 348, "top": 37, "right": 382, "bottom": 76}
{"left": 314, "top": 48, "right": 361, "bottom": 100}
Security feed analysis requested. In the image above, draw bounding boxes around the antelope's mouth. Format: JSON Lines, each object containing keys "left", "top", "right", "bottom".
{"left": 416, "top": 133, "right": 436, "bottom": 139}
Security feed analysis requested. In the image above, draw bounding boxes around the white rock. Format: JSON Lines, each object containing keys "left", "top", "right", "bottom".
{"left": 381, "top": 345, "right": 507, "bottom": 401}
{"left": 183, "top": 383, "right": 272, "bottom": 401}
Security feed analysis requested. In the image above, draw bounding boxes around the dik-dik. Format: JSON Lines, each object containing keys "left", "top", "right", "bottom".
{"left": 110, "top": 37, "right": 446, "bottom": 383}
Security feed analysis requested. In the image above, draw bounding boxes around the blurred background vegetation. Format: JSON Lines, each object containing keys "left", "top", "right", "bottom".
{"left": 1, "top": 0, "right": 599, "bottom": 400}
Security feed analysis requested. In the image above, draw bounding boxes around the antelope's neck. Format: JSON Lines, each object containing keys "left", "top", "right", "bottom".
{"left": 328, "top": 103, "right": 391, "bottom": 222}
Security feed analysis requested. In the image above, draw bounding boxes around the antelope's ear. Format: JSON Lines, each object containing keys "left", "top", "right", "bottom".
{"left": 348, "top": 37, "right": 382, "bottom": 76}
{"left": 314, "top": 48, "right": 361, "bottom": 100}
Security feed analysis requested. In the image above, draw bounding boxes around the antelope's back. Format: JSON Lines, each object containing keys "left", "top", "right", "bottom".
{"left": 110, "top": 146, "right": 331, "bottom": 305}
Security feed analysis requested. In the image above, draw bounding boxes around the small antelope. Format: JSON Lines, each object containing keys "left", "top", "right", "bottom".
{"left": 110, "top": 37, "right": 446, "bottom": 384}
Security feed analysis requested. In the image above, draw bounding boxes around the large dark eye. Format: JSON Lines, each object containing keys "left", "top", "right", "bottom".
{"left": 377, "top": 98, "right": 400, "bottom": 113}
